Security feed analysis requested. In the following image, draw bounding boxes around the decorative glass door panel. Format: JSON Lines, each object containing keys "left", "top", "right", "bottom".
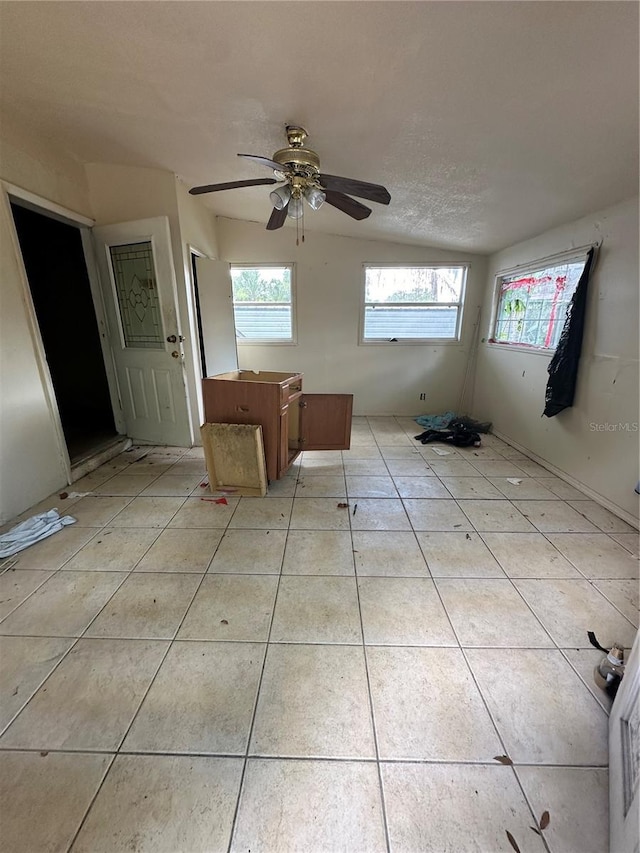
{"left": 110, "top": 242, "right": 164, "bottom": 349}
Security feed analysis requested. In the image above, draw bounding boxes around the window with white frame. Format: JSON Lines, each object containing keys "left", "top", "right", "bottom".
{"left": 361, "top": 265, "right": 467, "bottom": 343}
{"left": 491, "top": 254, "right": 589, "bottom": 350}
{"left": 230, "top": 265, "right": 294, "bottom": 343}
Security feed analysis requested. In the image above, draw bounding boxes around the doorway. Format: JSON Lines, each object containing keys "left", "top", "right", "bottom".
{"left": 10, "top": 201, "right": 119, "bottom": 464}
{"left": 191, "top": 252, "right": 208, "bottom": 379}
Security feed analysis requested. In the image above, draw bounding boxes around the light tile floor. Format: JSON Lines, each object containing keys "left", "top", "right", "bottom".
{"left": 0, "top": 418, "right": 638, "bottom": 852}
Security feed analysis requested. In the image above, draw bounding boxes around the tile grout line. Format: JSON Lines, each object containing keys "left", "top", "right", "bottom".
{"left": 0, "top": 632, "right": 83, "bottom": 741}
{"left": 442, "top": 567, "right": 613, "bottom": 718}
{"left": 107, "top": 502, "right": 235, "bottom": 744}
{"left": 64, "top": 490, "right": 229, "bottom": 853}
{"left": 358, "top": 420, "right": 396, "bottom": 853}
{"left": 0, "top": 516, "right": 120, "bottom": 620}
{"left": 424, "top": 449, "right": 617, "bottom": 834}
{"left": 63, "top": 447, "right": 196, "bottom": 851}
{"left": 0, "top": 568, "right": 66, "bottom": 625}
{"left": 71, "top": 512, "right": 187, "bottom": 635}
{"left": 0, "top": 546, "right": 137, "bottom": 846}
{"left": 0, "top": 743, "right": 612, "bottom": 769}
{"left": 424, "top": 458, "right": 619, "bottom": 720}
{"left": 450, "top": 486, "right": 638, "bottom": 637}
{"left": 0, "top": 563, "right": 137, "bottom": 740}
{"left": 402, "top": 430, "right": 558, "bottom": 849}
{"left": 478, "top": 525, "right": 638, "bottom": 637}
{"left": 0, "top": 633, "right": 625, "bottom": 650}
{"left": 586, "top": 581, "right": 638, "bottom": 628}
{"left": 64, "top": 752, "right": 119, "bottom": 853}
{"left": 427, "top": 567, "right": 555, "bottom": 853}
{"left": 604, "top": 531, "right": 640, "bottom": 556}
{"left": 1, "top": 433, "right": 630, "bottom": 849}
{"left": 556, "top": 647, "right": 612, "bottom": 716}
{"left": 224, "top": 492, "right": 292, "bottom": 853}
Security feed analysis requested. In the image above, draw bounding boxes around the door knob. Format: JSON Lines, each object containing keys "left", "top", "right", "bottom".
{"left": 171, "top": 350, "right": 181, "bottom": 359}
{"left": 167, "top": 335, "right": 177, "bottom": 343}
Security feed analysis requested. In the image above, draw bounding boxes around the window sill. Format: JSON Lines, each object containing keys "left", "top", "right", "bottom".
{"left": 485, "top": 341, "right": 554, "bottom": 357}
{"left": 236, "top": 339, "right": 297, "bottom": 346}
{"left": 360, "top": 338, "right": 461, "bottom": 346}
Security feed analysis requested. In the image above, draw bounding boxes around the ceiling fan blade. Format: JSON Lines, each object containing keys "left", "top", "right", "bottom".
{"left": 238, "top": 153, "right": 288, "bottom": 172}
{"left": 189, "top": 178, "right": 277, "bottom": 195}
{"left": 324, "top": 191, "right": 372, "bottom": 221}
{"left": 266, "top": 204, "right": 288, "bottom": 230}
{"left": 320, "top": 174, "right": 390, "bottom": 205}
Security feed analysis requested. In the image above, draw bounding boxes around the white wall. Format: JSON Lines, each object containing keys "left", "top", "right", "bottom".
{"left": 0, "top": 118, "right": 92, "bottom": 216}
{"left": 216, "top": 218, "right": 487, "bottom": 416}
{"left": 176, "top": 180, "right": 219, "bottom": 261}
{"left": 0, "top": 119, "right": 93, "bottom": 523}
{"left": 472, "top": 197, "right": 639, "bottom": 523}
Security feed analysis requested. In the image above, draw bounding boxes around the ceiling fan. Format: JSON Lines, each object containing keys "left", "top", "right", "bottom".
{"left": 189, "top": 125, "right": 391, "bottom": 231}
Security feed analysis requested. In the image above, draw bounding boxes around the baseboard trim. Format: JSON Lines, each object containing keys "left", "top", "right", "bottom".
{"left": 492, "top": 429, "right": 639, "bottom": 531}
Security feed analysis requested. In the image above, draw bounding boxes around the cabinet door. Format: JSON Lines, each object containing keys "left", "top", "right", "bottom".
{"left": 299, "top": 394, "right": 353, "bottom": 450}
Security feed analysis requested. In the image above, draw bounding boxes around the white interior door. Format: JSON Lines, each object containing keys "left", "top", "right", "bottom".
{"left": 195, "top": 257, "right": 238, "bottom": 378}
{"left": 609, "top": 629, "right": 639, "bottom": 853}
{"left": 93, "top": 217, "right": 192, "bottom": 446}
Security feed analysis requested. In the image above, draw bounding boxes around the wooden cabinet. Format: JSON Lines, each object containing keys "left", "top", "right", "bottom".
{"left": 202, "top": 370, "right": 353, "bottom": 480}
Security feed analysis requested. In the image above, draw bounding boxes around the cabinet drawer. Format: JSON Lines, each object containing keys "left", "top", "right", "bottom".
{"left": 280, "top": 375, "right": 303, "bottom": 404}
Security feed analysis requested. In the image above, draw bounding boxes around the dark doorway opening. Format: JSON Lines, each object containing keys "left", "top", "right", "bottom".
{"left": 191, "top": 253, "right": 208, "bottom": 378}
{"left": 10, "top": 201, "right": 118, "bottom": 464}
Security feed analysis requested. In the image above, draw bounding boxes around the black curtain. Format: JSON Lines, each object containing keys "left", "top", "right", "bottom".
{"left": 543, "top": 247, "right": 596, "bottom": 418}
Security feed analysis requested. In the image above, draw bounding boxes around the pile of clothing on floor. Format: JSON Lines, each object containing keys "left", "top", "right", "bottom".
{"left": 413, "top": 412, "right": 491, "bottom": 448}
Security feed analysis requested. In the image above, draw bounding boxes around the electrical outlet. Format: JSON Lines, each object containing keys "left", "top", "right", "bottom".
{"left": 419, "top": 393, "right": 426, "bottom": 401}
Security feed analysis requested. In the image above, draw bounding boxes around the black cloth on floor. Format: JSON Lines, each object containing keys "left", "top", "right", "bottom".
{"left": 413, "top": 426, "right": 481, "bottom": 447}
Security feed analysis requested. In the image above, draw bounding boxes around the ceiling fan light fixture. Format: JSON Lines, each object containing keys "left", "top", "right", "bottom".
{"left": 269, "top": 184, "right": 291, "bottom": 210}
{"left": 305, "top": 186, "right": 326, "bottom": 211}
{"left": 287, "top": 196, "right": 304, "bottom": 220}
{"left": 189, "top": 125, "right": 391, "bottom": 236}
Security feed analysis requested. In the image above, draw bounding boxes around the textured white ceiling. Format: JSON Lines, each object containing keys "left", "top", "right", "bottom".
{"left": 0, "top": 1, "right": 637, "bottom": 252}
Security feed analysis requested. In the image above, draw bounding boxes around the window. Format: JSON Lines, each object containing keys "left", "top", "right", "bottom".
{"left": 492, "top": 254, "right": 589, "bottom": 350}
{"left": 361, "top": 265, "right": 467, "bottom": 343}
{"left": 230, "top": 265, "right": 294, "bottom": 344}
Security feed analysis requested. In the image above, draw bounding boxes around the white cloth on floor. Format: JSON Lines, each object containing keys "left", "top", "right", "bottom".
{"left": 0, "top": 509, "right": 76, "bottom": 558}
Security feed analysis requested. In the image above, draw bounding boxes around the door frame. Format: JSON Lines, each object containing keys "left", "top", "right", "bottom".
{"left": 187, "top": 243, "right": 209, "bottom": 428}
{"left": 186, "top": 244, "right": 240, "bottom": 436}
{"left": 2, "top": 181, "right": 125, "bottom": 479}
